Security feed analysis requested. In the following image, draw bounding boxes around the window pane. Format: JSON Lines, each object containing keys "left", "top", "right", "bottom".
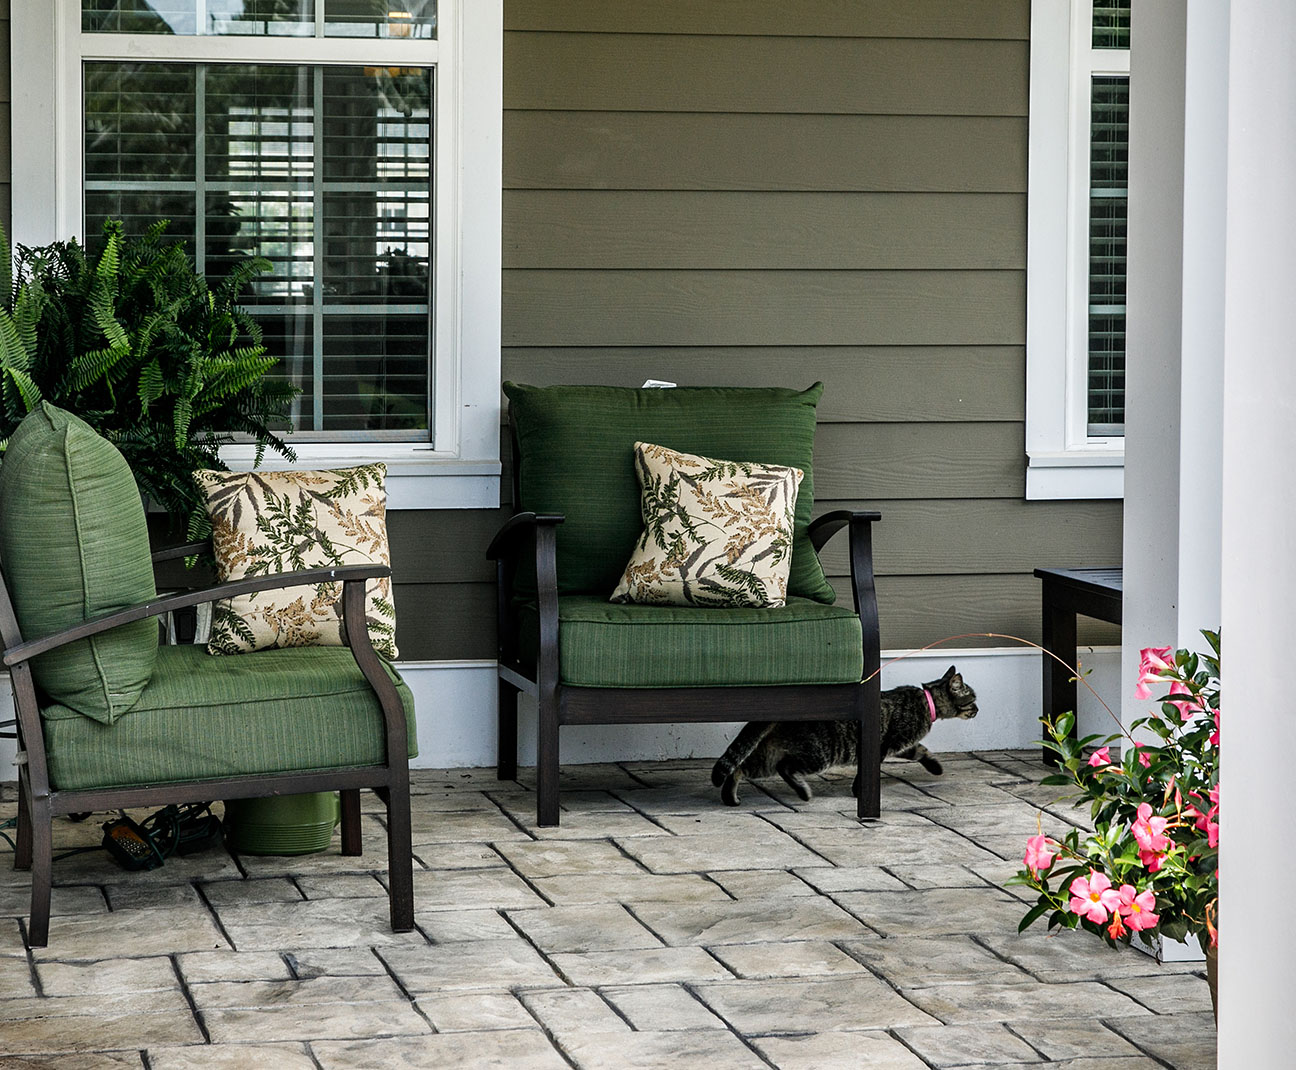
{"left": 1092, "top": 1, "right": 1131, "bottom": 50}
{"left": 84, "top": 60, "right": 434, "bottom": 440}
{"left": 322, "top": 313, "right": 429, "bottom": 431}
{"left": 84, "top": 1, "right": 314, "bottom": 36}
{"left": 83, "top": 1, "right": 436, "bottom": 38}
{"left": 1088, "top": 75, "right": 1128, "bottom": 436}
{"left": 325, "top": 1, "right": 436, "bottom": 39}
{"left": 85, "top": 63, "right": 196, "bottom": 179}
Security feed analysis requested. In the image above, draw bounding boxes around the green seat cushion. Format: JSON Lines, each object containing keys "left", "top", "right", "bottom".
{"left": 0, "top": 403, "right": 157, "bottom": 724}
{"left": 41, "top": 645, "right": 417, "bottom": 791}
{"left": 504, "top": 382, "right": 835, "bottom": 604}
{"left": 519, "top": 595, "right": 863, "bottom": 688}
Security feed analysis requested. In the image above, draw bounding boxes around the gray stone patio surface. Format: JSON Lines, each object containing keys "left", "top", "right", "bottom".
{"left": 0, "top": 751, "right": 1215, "bottom": 1068}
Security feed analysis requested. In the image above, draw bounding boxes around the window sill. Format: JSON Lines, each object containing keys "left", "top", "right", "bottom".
{"left": 1026, "top": 450, "right": 1125, "bottom": 500}
{"left": 219, "top": 444, "right": 501, "bottom": 510}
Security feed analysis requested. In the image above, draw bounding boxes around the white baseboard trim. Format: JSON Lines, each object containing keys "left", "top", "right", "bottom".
{"left": 400, "top": 644, "right": 1124, "bottom": 768}
{"left": 0, "top": 645, "right": 1125, "bottom": 778}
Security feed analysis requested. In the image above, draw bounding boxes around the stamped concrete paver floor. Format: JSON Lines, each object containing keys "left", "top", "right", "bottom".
{"left": 0, "top": 754, "right": 1215, "bottom": 1067}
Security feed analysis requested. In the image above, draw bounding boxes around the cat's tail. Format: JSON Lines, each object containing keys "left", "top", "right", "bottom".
{"left": 711, "top": 721, "right": 777, "bottom": 786}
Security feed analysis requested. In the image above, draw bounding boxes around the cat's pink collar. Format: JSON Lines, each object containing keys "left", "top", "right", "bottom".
{"left": 924, "top": 688, "right": 937, "bottom": 723}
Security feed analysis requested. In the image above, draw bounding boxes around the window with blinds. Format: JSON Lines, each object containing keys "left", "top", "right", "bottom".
{"left": 1087, "top": 2, "right": 1130, "bottom": 437}
{"left": 79, "top": 2, "right": 439, "bottom": 440}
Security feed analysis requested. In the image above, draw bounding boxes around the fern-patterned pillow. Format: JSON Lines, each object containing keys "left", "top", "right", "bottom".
{"left": 196, "top": 464, "right": 398, "bottom": 659}
{"left": 609, "top": 443, "right": 803, "bottom": 608}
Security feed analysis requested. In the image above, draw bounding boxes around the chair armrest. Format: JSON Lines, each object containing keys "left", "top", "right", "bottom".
{"left": 807, "top": 511, "right": 881, "bottom": 672}
{"left": 808, "top": 509, "right": 882, "bottom": 553}
{"left": 485, "top": 512, "right": 564, "bottom": 561}
{"left": 150, "top": 541, "right": 210, "bottom": 564}
{"left": 3, "top": 564, "right": 391, "bottom": 667}
{"left": 486, "top": 512, "right": 564, "bottom": 673}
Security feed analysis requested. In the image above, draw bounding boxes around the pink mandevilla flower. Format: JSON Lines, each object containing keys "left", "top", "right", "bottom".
{"left": 1132, "top": 803, "right": 1172, "bottom": 871}
{"left": 1024, "top": 835, "right": 1056, "bottom": 876}
{"left": 1117, "top": 885, "right": 1159, "bottom": 931}
{"left": 1087, "top": 747, "right": 1111, "bottom": 768}
{"left": 1139, "top": 848, "right": 1165, "bottom": 872}
{"left": 1135, "top": 646, "right": 1175, "bottom": 700}
{"left": 1166, "top": 681, "right": 1201, "bottom": 721}
{"left": 1132, "top": 803, "right": 1170, "bottom": 853}
{"left": 1134, "top": 742, "right": 1151, "bottom": 769}
{"left": 1069, "top": 871, "right": 1121, "bottom": 924}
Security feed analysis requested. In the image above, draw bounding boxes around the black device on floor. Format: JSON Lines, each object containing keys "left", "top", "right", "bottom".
{"left": 101, "top": 803, "right": 221, "bottom": 871}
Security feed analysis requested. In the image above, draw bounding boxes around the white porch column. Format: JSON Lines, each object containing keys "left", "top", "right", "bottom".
{"left": 1218, "top": 0, "right": 1296, "bottom": 1062}
{"left": 1121, "top": 3, "right": 1186, "bottom": 738}
{"left": 1121, "top": 1, "right": 1226, "bottom": 731}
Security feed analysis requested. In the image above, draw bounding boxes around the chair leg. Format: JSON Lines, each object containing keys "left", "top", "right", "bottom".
{"left": 26, "top": 794, "right": 53, "bottom": 948}
{"left": 339, "top": 789, "right": 362, "bottom": 856}
{"left": 384, "top": 778, "right": 414, "bottom": 933}
{"left": 536, "top": 688, "right": 560, "bottom": 827}
{"left": 857, "top": 682, "right": 882, "bottom": 821}
{"left": 498, "top": 678, "right": 518, "bottom": 781}
{"left": 14, "top": 768, "right": 32, "bottom": 871}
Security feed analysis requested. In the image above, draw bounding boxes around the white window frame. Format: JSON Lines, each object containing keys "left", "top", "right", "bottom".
{"left": 1026, "top": 0, "right": 1128, "bottom": 500}
{"left": 10, "top": 1, "right": 502, "bottom": 510}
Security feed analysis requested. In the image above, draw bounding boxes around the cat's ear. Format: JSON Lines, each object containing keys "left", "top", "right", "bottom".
{"left": 943, "top": 665, "right": 957, "bottom": 682}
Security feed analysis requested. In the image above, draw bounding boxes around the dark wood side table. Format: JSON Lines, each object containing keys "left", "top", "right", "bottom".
{"left": 1034, "top": 567, "right": 1122, "bottom": 765}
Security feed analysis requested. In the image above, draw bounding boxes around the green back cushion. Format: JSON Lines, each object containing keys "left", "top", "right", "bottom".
{"left": 0, "top": 403, "right": 157, "bottom": 723}
{"left": 504, "top": 382, "right": 835, "bottom": 603}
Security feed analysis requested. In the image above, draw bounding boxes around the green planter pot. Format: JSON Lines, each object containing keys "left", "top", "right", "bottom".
{"left": 224, "top": 792, "right": 340, "bottom": 856}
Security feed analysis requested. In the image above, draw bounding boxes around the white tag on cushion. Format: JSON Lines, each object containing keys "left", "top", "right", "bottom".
{"left": 196, "top": 464, "right": 397, "bottom": 659}
{"left": 610, "top": 442, "right": 803, "bottom": 608}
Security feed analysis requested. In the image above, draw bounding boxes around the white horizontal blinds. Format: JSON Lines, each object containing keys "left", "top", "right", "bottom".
{"left": 84, "top": 60, "right": 434, "bottom": 438}
{"left": 1087, "top": 2, "right": 1130, "bottom": 437}
{"left": 81, "top": 1, "right": 436, "bottom": 38}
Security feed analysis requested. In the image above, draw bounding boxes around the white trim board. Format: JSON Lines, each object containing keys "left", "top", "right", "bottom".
{"left": 0, "top": 647, "right": 1123, "bottom": 780}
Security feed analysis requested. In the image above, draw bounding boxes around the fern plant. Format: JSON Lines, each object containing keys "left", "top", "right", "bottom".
{"left": 0, "top": 219, "right": 297, "bottom": 541}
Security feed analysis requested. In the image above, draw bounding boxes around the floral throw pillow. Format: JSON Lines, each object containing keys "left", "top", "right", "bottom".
{"left": 196, "top": 464, "right": 398, "bottom": 659}
{"left": 609, "top": 443, "right": 803, "bottom": 608}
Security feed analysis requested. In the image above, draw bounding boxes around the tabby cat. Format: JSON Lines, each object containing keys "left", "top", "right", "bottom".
{"left": 710, "top": 665, "right": 978, "bottom": 805}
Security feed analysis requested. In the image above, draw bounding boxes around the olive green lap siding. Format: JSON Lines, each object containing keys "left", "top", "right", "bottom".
{"left": 0, "top": 404, "right": 158, "bottom": 725}
{"left": 503, "top": 382, "right": 834, "bottom": 604}
{"left": 518, "top": 595, "right": 862, "bottom": 688}
{"left": 41, "top": 645, "right": 417, "bottom": 792}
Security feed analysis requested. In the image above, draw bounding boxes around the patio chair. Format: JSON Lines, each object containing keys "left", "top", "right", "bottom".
{"left": 489, "top": 383, "right": 882, "bottom": 827}
{"left": 0, "top": 404, "right": 415, "bottom": 947}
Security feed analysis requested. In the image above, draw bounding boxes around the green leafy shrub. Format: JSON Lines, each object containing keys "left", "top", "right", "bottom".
{"left": 0, "top": 219, "right": 297, "bottom": 541}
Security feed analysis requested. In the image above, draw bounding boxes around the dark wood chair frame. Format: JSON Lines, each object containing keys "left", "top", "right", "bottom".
{"left": 0, "top": 542, "right": 413, "bottom": 947}
{"left": 488, "top": 420, "right": 883, "bottom": 827}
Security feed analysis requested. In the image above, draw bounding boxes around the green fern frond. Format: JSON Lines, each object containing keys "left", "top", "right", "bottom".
{"left": 68, "top": 344, "right": 130, "bottom": 392}
{"left": 0, "top": 224, "right": 12, "bottom": 312}
{"left": 12, "top": 281, "right": 45, "bottom": 359}
{"left": 173, "top": 396, "right": 193, "bottom": 449}
{"left": 137, "top": 358, "right": 164, "bottom": 414}
{"left": 0, "top": 309, "right": 33, "bottom": 373}
{"left": 5, "top": 366, "right": 43, "bottom": 413}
